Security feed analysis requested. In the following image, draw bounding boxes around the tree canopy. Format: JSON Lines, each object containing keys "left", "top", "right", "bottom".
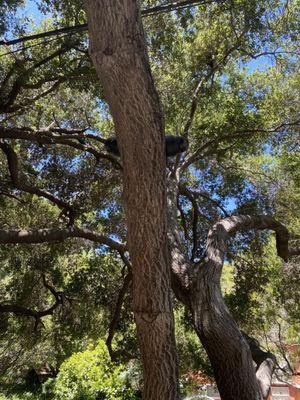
{"left": 0, "top": 1, "right": 299, "bottom": 399}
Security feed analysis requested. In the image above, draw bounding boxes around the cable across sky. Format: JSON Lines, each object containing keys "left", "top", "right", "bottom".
{"left": 0, "top": 0, "right": 223, "bottom": 48}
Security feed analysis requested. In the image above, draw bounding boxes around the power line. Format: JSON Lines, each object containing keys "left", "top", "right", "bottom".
{"left": 0, "top": 0, "right": 221, "bottom": 47}
{"left": 142, "top": 0, "right": 216, "bottom": 16}
{"left": 0, "top": 24, "right": 87, "bottom": 47}
{"left": 0, "top": 34, "right": 73, "bottom": 57}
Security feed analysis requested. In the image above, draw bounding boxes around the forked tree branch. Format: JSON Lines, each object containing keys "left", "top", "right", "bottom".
{"left": 0, "top": 141, "right": 75, "bottom": 223}
{"left": 0, "top": 274, "right": 65, "bottom": 330}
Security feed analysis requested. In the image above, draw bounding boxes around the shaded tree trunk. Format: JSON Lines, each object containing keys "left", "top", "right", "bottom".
{"left": 168, "top": 179, "right": 261, "bottom": 399}
{"left": 167, "top": 181, "right": 284, "bottom": 400}
{"left": 84, "top": 1, "right": 180, "bottom": 399}
{"left": 191, "top": 280, "right": 262, "bottom": 400}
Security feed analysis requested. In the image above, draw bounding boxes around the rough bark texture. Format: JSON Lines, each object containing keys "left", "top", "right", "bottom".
{"left": 165, "top": 180, "right": 286, "bottom": 399}
{"left": 84, "top": 2, "right": 180, "bottom": 399}
{"left": 0, "top": 227, "right": 125, "bottom": 251}
{"left": 167, "top": 182, "right": 262, "bottom": 399}
{"left": 189, "top": 215, "right": 289, "bottom": 400}
{"left": 243, "top": 332, "right": 276, "bottom": 399}
{"left": 191, "top": 278, "right": 262, "bottom": 400}
{"left": 1, "top": 1, "right": 293, "bottom": 398}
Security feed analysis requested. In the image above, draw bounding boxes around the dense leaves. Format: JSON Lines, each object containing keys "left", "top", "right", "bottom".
{"left": 0, "top": 0, "right": 299, "bottom": 397}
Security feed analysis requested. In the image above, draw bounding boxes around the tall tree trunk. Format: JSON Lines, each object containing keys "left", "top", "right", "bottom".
{"left": 167, "top": 183, "right": 275, "bottom": 400}
{"left": 188, "top": 214, "right": 288, "bottom": 400}
{"left": 191, "top": 281, "right": 262, "bottom": 400}
{"left": 84, "top": 1, "right": 180, "bottom": 399}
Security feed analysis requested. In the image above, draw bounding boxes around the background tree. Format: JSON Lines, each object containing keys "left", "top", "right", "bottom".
{"left": 0, "top": 0, "right": 299, "bottom": 399}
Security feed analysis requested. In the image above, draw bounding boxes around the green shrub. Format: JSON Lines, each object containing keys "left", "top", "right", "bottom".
{"left": 52, "top": 340, "right": 139, "bottom": 400}
{"left": 0, "top": 393, "right": 41, "bottom": 400}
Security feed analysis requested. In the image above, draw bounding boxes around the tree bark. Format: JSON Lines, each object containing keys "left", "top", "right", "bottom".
{"left": 84, "top": 1, "right": 180, "bottom": 399}
{"left": 167, "top": 181, "right": 262, "bottom": 399}
{"left": 189, "top": 215, "right": 289, "bottom": 400}
{"left": 191, "top": 279, "right": 262, "bottom": 400}
{"left": 166, "top": 180, "right": 284, "bottom": 399}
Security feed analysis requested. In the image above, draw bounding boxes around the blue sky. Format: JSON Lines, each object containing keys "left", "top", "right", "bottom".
{"left": 21, "top": 0, "right": 44, "bottom": 23}
{"left": 20, "top": 0, "right": 273, "bottom": 73}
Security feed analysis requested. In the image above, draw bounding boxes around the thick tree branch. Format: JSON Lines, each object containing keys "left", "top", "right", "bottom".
{"left": 0, "top": 126, "right": 121, "bottom": 168}
{"left": 202, "top": 215, "right": 290, "bottom": 281}
{"left": 0, "top": 226, "right": 126, "bottom": 252}
{"left": 188, "top": 215, "right": 290, "bottom": 400}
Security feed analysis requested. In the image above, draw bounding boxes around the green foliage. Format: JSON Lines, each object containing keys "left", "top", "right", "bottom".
{"left": 0, "top": 394, "right": 38, "bottom": 400}
{"left": 175, "top": 308, "right": 213, "bottom": 378}
{"left": 0, "top": 0, "right": 299, "bottom": 390}
{"left": 50, "top": 340, "right": 139, "bottom": 400}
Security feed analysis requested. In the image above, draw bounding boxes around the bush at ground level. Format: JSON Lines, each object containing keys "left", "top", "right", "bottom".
{"left": 49, "top": 339, "right": 140, "bottom": 400}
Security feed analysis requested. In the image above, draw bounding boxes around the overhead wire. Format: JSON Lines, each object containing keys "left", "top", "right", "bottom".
{"left": 143, "top": 0, "right": 216, "bottom": 17}
{"left": 0, "top": 34, "right": 74, "bottom": 57}
{"left": 0, "top": 24, "right": 87, "bottom": 47}
{"left": 0, "top": 0, "right": 222, "bottom": 56}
